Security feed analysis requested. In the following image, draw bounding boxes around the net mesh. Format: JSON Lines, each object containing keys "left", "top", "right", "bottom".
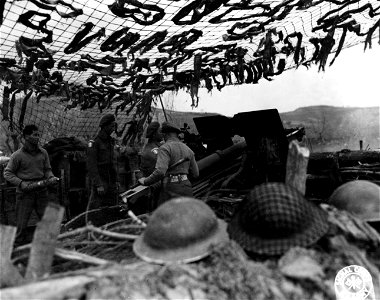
{"left": 0, "top": 0, "right": 379, "bottom": 145}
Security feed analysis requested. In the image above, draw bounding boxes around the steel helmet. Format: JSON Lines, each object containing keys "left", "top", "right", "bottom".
{"left": 329, "top": 180, "right": 380, "bottom": 222}
{"left": 133, "top": 197, "right": 229, "bottom": 264}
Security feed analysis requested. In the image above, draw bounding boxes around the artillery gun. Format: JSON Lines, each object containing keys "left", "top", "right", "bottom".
{"left": 122, "top": 109, "right": 293, "bottom": 212}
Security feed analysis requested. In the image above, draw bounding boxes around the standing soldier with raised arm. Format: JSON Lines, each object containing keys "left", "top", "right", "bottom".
{"left": 138, "top": 122, "right": 199, "bottom": 206}
{"left": 87, "top": 114, "right": 119, "bottom": 209}
{"left": 3, "top": 124, "right": 59, "bottom": 246}
{"left": 139, "top": 122, "right": 163, "bottom": 178}
{"left": 137, "top": 122, "right": 163, "bottom": 211}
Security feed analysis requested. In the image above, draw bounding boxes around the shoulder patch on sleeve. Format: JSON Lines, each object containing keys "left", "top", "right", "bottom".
{"left": 88, "top": 140, "right": 95, "bottom": 148}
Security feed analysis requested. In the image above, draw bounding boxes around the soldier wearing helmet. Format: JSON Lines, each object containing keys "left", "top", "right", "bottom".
{"left": 138, "top": 122, "right": 199, "bottom": 206}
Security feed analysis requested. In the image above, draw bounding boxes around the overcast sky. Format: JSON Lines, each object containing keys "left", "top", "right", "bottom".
{"left": 161, "top": 43, "right": 380, "bottom": 116}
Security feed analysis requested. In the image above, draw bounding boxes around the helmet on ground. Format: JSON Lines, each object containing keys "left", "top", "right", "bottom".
{"left": 227, "top": 182, "right": 329, "bottom": 256}
{"left": 329, "top": 180, "right": 380, "bottom": 222}
{"left": 133, "top": 197, "right": 229, "bottom": 264}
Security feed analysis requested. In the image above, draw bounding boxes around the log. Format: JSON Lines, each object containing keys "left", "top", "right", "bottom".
{"left": 285, "top": 141, "right": 310, "bottom": 195}
{"left": 2, "top": 235, "right": 379, "bottom": 300}
{"left": 3, "top": 204, "right": 379, "bottom": 300}
{"left": 0, "top": 262, "right": 151, "bottom": 300}
{"left": 25, "top": 203, "right": 65, "bottom": 281}
{"left": 308, "top": 150, "right": 380, "bottom": 173}
{"left": 59, "top": 225, "right": 138, "bottom": 241}
{"left": 0, "top": 225, "right": 25, "bottom": 288}
{"left": 84, "top": 225, "right": 138, "bottom": 240}
{"left": 54, "top": 248, "right": 111, "bottom": 266}
{"left": 0, "top": 275, "right": 95, "bottom": 300}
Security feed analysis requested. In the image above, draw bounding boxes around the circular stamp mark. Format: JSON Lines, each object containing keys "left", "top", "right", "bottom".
{"left": 335, "top": 265, "right": 375, "bottom": 300}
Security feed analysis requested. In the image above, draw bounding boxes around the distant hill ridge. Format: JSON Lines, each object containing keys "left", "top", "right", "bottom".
{"left": 280, "top": 105, "right": 379, "bottom": 151}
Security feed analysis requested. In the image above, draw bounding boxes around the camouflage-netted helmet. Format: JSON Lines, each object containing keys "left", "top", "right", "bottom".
{"left": 329, "top": 180, "right": 380, "bottom": 222}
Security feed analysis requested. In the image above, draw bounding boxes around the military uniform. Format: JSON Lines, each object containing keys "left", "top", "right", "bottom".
{"left": 138, "top": 141, "right": 162, "bottom": 211}
{"left": 140, "top": 141, "right": 161, "bottom": 177}
{"left": 143, "top": 136, "right": 199, "bottom": 205}
{"left": 87, "top": 129, "right": 118, "bottom": 208}
{"left": 4, "top": 134, "right": 55, "bottom": 246}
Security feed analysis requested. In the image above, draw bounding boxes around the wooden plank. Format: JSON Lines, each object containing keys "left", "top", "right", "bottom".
{"left": 0, "top": 225, "right": 16, "bottom": 259}
{"left": 0, "top": 263, "right": 148, "bottom": 300}
{"left": 0, "top": 225, "right": 25, "bottom": 287}
{"left": 285, "top": 140, "right": 310, "bottom": 195}
{"left": 25, "top": 202, "right": 64, "bottom": 281}
{"left": 0, "top": 275, "right": 94, "bottom": 300}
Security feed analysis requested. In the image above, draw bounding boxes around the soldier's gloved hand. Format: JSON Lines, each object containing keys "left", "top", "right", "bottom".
{"left": 96, "top": 185, "right": 106, "bottom": 195}
{"left": 20, "top": 181, "right": 29, "bottom": 191}
{"left": 138, "top": 178, "right": 146, "bottom": 186}
{"left": 47, "top": 176, "right": 60, "bottom": 185}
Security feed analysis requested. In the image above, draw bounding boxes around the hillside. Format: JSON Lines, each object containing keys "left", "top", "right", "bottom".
{"left": 280, "top": 106, "right": 379, "bottom": 151}
{"left": 1, "top": 104, "right": 378, "bottom": 154}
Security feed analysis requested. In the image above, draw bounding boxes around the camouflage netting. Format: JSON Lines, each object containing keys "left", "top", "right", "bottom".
{"left": 0, "top": 0, "right": 379, "bottom": 145}
{"left": 0, "top": 94, "right": 162, "bottom": 147}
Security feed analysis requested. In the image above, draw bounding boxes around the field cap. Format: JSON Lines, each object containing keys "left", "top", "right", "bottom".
{"left": 228, "top": 182, "right": 329, "bottom": 256}
{"left": 146, "top": 122, "right": 160, "bottom": 139}
{"left": 99, "top": 114, "right": 116, "bottom": 128}
{"left": 329, "top": 180, "right": 380, "bottom": 222}
{"left": 161, "top": 122, "right": 181, "bottom": 134}
{"left": 133, "top": 197, "right": 229, "bottom": 264}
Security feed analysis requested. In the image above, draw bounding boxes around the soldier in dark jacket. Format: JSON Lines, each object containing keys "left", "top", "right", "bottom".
{"left": 138, "top": 122, "right": 199, "bottom": 206}
{"left": 87, "top": 114, "right": 119, "bottom": 209}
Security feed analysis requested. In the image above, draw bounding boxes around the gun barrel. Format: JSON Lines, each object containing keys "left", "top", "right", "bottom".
{"left": 197, "top": 141, "right": 247, "bottom": 174}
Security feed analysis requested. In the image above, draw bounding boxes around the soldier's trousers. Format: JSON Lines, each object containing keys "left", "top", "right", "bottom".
{"left": 158, "top": 179, "right": 193, "bottom": 206}
{"left": 88, "top": 183, "right": 118, "bottom": 210}
{"left": 15, "top": 188, "right": 49, "bottom": 246}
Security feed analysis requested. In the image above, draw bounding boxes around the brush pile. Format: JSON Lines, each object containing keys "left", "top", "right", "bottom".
{"left": 3, "top": 203, "right": 379, "bottom": 300}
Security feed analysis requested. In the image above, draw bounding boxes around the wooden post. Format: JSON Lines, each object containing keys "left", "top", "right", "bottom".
{"left": 285, "top": 140, "right": 310, "bottom": 195}
{"left": 25, "top": 202, "right": 64, "bottom": 280}
{"left": 158, "top": 94, "right": 168, "bottom": 122}
{"left": 60, "top": 168, "right": 70, "bottom": 220}
{"left": 0, "top": 225, "right": 25, "bottom": 287}
{"left": 359, "top": 140, "right": 363, "bottom": 150}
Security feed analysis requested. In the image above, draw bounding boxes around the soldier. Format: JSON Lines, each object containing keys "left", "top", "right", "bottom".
{"left": 87, "top": 114, "right": 119, "bottom": 209}
{"left": 3, "top": 124, "right": 59, "bottom": 246}
{"left": 139, "top": 122, "right": 163, "bottom": 177}
{"left": 137, "top": 122, "right": 163, "bottom": 211}
{"left": 138, "top": 122, "right": 199, "bottom": 206}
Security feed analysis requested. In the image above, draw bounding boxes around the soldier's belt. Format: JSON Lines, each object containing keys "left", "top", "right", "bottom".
{"left": 167, "top": 174, "right": 188, "bottom": 183}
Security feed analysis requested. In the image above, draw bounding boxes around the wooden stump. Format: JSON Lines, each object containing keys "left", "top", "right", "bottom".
{"left": 0, "top": 225, "right": 24, "bottom": 287}
{"left": 286, "top": 140, "right": 310, "bottom": 195}
{"left": 25, "top": 202, "right": 64, "bottom": 280}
